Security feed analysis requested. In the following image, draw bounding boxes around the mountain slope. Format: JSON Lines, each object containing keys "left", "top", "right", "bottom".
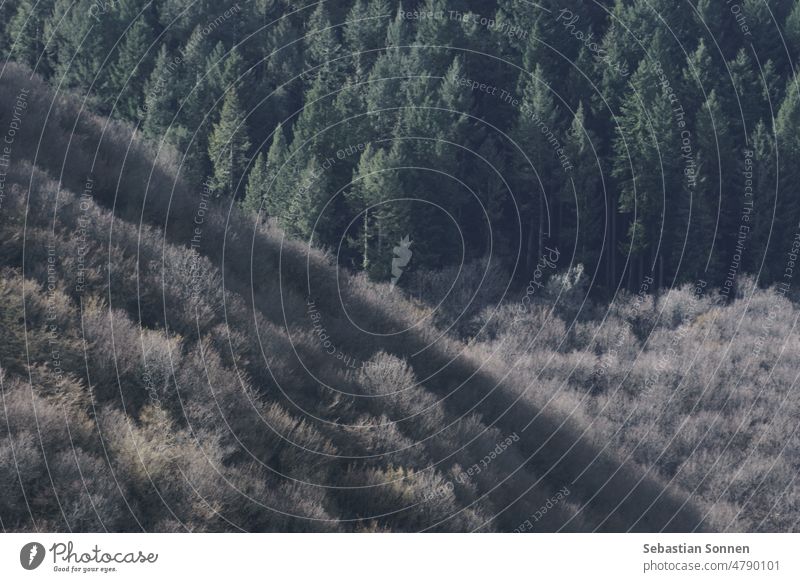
{"left": 0, "top": 64, "right": 709, "bottom": 532}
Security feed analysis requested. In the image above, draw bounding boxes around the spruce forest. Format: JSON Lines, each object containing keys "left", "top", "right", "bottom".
{"left": 1, "top": 0, "right": 799, "bottom": 533}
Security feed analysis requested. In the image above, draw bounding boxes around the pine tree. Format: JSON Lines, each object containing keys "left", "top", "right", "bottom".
{"left": 208, "top": 89, "right": 252, "bottom": 198}
{"left": 749, "top": 120, "right": 777, "bottom": 277}
{"left": 142, "top": 45, "right": 178, "bottom": 139}
{"left": 207, "top": 44, "right": 245, "bottom": 98}
{"left": 7, "top": 0, "right": 55, "bottom": 73}
{"left": 344, "top": 0, "right": 391, "bottom": 78}
{"left": 0, "top": 1, "right": 16, "bottom": 53}
{"left": 243, "top": 124, "right": 292, "bottom": 219}
{"left": 292, "top": 50, "right": 347, "bottom": 162}
{"left": 243, "top": 152, "right": 269, "bottom": 216}
{"left": 349, "top": 144, "right": 412, "bottom": 280}
{"left": 787, "top": 2, "right": 800, "bottom": 62}
{"left": 613, "top": 40, "right": 682, "bottom": 281}
{"left": 365, "top": 53, "right": 407, "bottom": 139}
{"left": 171, "top": 26, "right": 216, "bottom": 181}
{"left": 265, "top": 123, "right": 292, "bottom": 219}
{"left": 285, "top": 155, "right": 337, "bottom": 245}
{"left": 45, "top": 0, "right": 109, "bottom": 91}
{"left": 157, "top": 0, "right": 218, "bottom": 44}
{"left": 178, "top": 26, "right": 215, "bottom": 125}
{"left": 108, "top": 16, "right": 154, "bottom": 121}
{"left": 563, "top": 103, "right": 604, "bottom": 273}
{"left": 304, "top": 4, "right": 345, "bottom": 88}
{"left": 438, "top": 56, "right": 472, "bottom": 157}
{"left": 771, "top": 77, "right": 800, "bottom": 273}
{"left": 512, "top": 64, "right": 562, "bottom": 274}
{"left": 411, "top": 0, "right": 458, "bottom": 76}
{"left": 728, "top": 49, "right": 761, "bottom": 127}
{"left": 690, "top": 91, "right": 731, "bottom": 282}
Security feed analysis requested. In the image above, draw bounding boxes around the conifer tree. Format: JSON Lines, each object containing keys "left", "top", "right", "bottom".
{"left": 786, "top": 2, "right": 800, "bottom": 62}
{"left": 304, "top": 4, "right": 345, "bottom": 88}
{"left": 285, "top": 155, "right": 337, "bottom": 245}
{"left": 749, "top": 119, "right": 777, "bottom": 276}
{"left": 142, "top": 45, "right": 178, "bottom": 139}
{"left": 7, "top": 0, "right": 55, "bottom": 73}
{"left": 613, "top": 39, "right": 682, "bottom": 280}
{"left": 46, "top": 0, "right": 106, "bottom": 89}
{"left": 411, "top": 0, "right": 458, "bottom": 76}
{"left": 243, "top": 124, "right": 291, "bottom": 219}
{"left": 349, "top": 144, "right": 412, "bottom": 280}
{"left": 689, "top": 91, "right": 731, "bottom": 282}
{"left": 109, "top": 16, "right": 154, "bottom": 121}
{"left": 729, "top": 49, "right": 765, "bottom": 136}
{"left": 772, "top": 77, "right": 800, "bottom": 266}
{"left": 344, "top": 0, "right": 391, "bottom": 78}
{"left": 208, "top": 89, "right": 252, "bottom": 198}
{"left": 243, "top": 152, "right": 269, "bottom": 216}
{"left": 512, "top": 64, "right": 562, "bottom": 273}
{"left": 563, "top": 103, "right": 604, "bottom": 273}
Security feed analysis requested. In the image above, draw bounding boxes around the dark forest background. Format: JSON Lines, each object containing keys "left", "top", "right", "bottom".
{"left": 4, "top": 0, "right": 799, "bottom": 292}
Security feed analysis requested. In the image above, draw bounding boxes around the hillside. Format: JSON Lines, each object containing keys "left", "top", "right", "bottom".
{"left": 0, "top": 63, "right": 726, "bottom": 532}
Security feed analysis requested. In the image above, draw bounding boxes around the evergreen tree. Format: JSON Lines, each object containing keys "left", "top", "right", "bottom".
{"left": 349, "top": 144, "right": 412, "bottom": 280}
{"left": 411, "top": 0, "right": 458, "bottom": 76}
{"left": 511, "top": 64, "right": 562, "bottom": 274}
{"left": 728, "top": 49, "right": 764, "bottom": 138}
{"left": 786, "top": 1, "right": 800, "bottom": 62}
{"left": 613, "top": 39, "right": 683, "bottom": 282}
{"left": 108, "top": 15, "right": 154, "bottom": 121}
{"left": 749, "top": 119, "right": 777, "bottom": 276}
{"left": 45, "top": 0, "right": 110, "bottom": 92}
{"left": 771, "top": 78, "right": 800, "bottom": 270}
{"left": 208, "top": 89, "right": 252, "bottom": 198}
{"left": 243, "top": 151, "right": 269, "bottom": 216}
{"left": 7, "top": 0, "right": 54, "bottom": 73}
{"left": 243, "top": 124, "right": 292, "bottom": 219}
{"left": 344, "top": 0, "right": 391, "bottom": 78}
{"left": 142, "top": 45, "right": 178, "bottom": 139}
{"left": 563, "top": 103, "right": 604, "bottom": 273}
{"left": 285, "top": 155, "right": 337, "bottom": 245}
{"left": 303, "top": 4, "right": 345, "bottom": 88}
{"left": 690, "top": 91, "right": 732, "bottom": 282}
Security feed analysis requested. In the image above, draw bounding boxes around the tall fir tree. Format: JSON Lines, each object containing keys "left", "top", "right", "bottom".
{"left": 563, "top": 103, "right": 604, "bottom": 275}
{"left": 512, "top": 63, "right": 562, "bottom": 274}
{"left": 108, "top": 15, "right": 154, "bottom": 121}
{"left": 243, "top": 124, "right": 292, "bottom": 220}
{"left": 243, "top": 152, "right": 269, "bottom": 216}
{"left": 208, "top": 89, "right": 252, "bottom": 198}
{"left": 613, "top": 35, "right": 683, "bottom": 283}
{"left": 142, "top": 45, "right": 179, "bottom": 139}
{"left": 349, "top": 144, "right": 412, "bottom": 280}
{"left": 303, "top": 3, "right": 345, "bottom": 88}
{"left": 689, "top": 91, "right": 732, "bottom": 283}
{"left": 344, "top": 0, "right": 391, "bottom": 79}
{"left": 786, "top": 1, "right": 800, "bottom": 62}
{"left": 771, "top": 77, "right": 800, "bottom": 271}
{"left": 7, "top": 0, "right": 55, "bottom": 74}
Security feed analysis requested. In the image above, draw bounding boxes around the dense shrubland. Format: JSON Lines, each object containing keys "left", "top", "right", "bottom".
{"left": 464, "top": 275, "right": 800, "bottom": 532}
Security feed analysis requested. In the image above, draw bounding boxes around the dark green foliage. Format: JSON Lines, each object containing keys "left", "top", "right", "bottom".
{"left": 7, "top": 0, "right": 54, "bottom": 73}
{"left": 2, "top": 0, "right": 799, "bottom": 291}
{"left": 208, "top": 89, "right": 252, "bottom": 197}
{"left": 108, "top": 15, "right": 155, "bottom": 120}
